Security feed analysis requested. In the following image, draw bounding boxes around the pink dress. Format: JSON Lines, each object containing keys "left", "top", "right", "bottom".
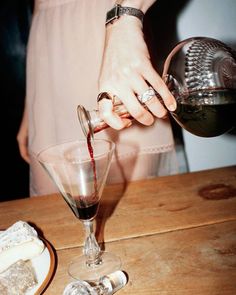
{"left": 27, "top": 0, "right": 177, "bottom": 196}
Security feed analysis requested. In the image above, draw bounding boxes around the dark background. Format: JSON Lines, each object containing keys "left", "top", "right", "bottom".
{"left": 0, "top": 0, "right": 33, "bottom": 201}
{"left": 144, "top": 0, "right": 190, "bottom": 147}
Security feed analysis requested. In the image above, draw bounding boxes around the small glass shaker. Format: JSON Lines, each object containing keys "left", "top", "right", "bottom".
{"left": 77, "top": 99, "right": 132, "bottom": 139}
{"left": 63, "top": 270, "right": 128, "bottom": 295}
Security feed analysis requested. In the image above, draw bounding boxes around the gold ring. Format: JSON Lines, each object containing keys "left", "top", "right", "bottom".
{"left": 97, "top": 92, "right": 116, "bottom": 104}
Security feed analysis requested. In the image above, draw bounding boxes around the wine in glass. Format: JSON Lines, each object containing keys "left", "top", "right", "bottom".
{"left": 163, "top": 36, "right": 236, "bottom": 137}
{"left": 37, "top": 139, "right": 121, "bottom": 281}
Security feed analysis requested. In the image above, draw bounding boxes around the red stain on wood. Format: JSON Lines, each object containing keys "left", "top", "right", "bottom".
{"left": 198, "top": 183, "right": 236, "bottom": 200}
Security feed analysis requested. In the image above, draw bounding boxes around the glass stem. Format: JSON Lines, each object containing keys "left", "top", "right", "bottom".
{"left": 83, "top": 220, "right": 102, "bottom": 267}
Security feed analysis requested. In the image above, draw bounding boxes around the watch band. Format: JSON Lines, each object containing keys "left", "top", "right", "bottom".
{"left": 106, "top": 4, "right": 144, "bottom": 26}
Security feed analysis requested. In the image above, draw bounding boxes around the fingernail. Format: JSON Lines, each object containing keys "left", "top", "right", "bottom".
{"left": 168, "top": 104, "right": 176, "bottom": 112}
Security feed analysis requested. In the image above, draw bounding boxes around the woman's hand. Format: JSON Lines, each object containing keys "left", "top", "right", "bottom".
{"left": 17, "top": 106, "right": 30, "bottom": 163}
{"left": 98, "top": 15, "right": 176, "bottom": 130}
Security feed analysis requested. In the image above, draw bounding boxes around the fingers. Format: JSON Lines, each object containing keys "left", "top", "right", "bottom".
{"left": 118, "top": 83, "right": 155, "bottom": 125}
{"left": 144, "top": 97, "right": 168, "bottom": 119}
{"left": 132, "top": 77, "right": 168, "bottom": 119}
{"left": 17, "top": 141, "right": 30, "bottom": 164}
{"left": 16, "top": 106, "right": 30, "bottom": 163}
{"left": 98, "top": 68, "right": 171, "bottom": 128}
{"left": 98, "top": 94, "right": 132, "bottom": 130}
{"left": 142, "top": 64, "right": 177, "bottom": 112}
{"left": 16, "top": 131, "right": 30, "bottom": 164}
{"left": 98, "top": 50, "right": 176, "bottom": 129}
{"left": 98, "top": 14, "right": 176, "bottom": 131}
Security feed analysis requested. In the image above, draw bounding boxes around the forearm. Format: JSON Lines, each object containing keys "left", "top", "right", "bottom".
{"left": 117, "top": 0, "right": 156, "bottom": 13}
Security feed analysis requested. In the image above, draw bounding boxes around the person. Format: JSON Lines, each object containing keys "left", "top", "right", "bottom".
{"left": 17, "top": 0, "right": 178, "bottom": 197}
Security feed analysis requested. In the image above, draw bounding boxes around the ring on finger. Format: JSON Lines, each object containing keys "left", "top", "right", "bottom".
{"left": 97, "top": 92, "right": 117, "bottom": 104}
{"left": 137, "top": 86, "right": 157, "bottom": 104}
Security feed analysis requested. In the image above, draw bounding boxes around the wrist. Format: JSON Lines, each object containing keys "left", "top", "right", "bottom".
{"left": 106, "top": 4, "right": 144, "bottom": 26}
{"left": 117, "top": 0, "right": 156, "bottom": 13}
{"left": 106, "top": 13, "right": 143, "bottom": 32}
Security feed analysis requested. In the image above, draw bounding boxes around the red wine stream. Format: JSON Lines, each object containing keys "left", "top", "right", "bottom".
{"left": 64, "top": 134, "right": 99, "bottom": 221}
{"left": 87, "top": 132, "right": 98, "bottom": 193}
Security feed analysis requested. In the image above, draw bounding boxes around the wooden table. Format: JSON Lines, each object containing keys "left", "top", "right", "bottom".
{"left": 1, "top": 166, "right": 236, "bottom": 294}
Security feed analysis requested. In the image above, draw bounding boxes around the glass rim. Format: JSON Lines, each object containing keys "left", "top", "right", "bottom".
{"left": 77, "top": 105, "right": 93, "bottom": 138}
{"left": 36, "top": 138, "right": 115, "bottom": 164}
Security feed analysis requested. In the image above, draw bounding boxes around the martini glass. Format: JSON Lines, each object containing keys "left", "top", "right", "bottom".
{"left": 37, "top": 139, "right": 121, "bottom": 281}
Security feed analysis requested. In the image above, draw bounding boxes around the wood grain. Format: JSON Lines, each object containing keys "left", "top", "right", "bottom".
{"left": 0, "top": 166, "right": 235, "bottom": 250}
{"left": 46, "top": 220, "right": 236, "bottom": 295}
{"left": 0, "top": 166, "right": 236, "bottom": 294}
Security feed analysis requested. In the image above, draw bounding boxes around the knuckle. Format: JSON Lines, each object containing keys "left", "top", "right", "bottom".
{"left": 121, "top": 60, "right": 143, "bottom": 76}
{"left": 121, "top": 65, "right": 132, "bottom": 76}
{"left": 131, "top": 59, "right": 143, "bottom": 71}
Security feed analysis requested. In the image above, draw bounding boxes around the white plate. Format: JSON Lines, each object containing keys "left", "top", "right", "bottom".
{"left": 27, "top": 238, "right": 55, "bottom": 295}
{"left": 0, "top": 231, "right": 55, "bottom": 295}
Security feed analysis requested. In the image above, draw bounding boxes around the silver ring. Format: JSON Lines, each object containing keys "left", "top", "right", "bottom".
{"left": 137, "top": 87, "right": 157, "bottom": 104}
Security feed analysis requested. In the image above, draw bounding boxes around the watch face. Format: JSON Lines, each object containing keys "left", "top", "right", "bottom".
{"left": 106, "top": 5, "right": 144, "bottom": 26}
{"left": 106, "top": 6, "right": 120, "bottom": 25}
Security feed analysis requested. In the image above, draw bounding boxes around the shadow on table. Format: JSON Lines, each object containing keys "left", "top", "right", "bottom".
{"left": 95, "top": 175, "right": 128, "bottom": 250}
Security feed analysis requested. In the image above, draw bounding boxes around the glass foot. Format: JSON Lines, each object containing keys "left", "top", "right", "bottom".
{"left": 68, "top": 251, "right": 121, "bottom": 281}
